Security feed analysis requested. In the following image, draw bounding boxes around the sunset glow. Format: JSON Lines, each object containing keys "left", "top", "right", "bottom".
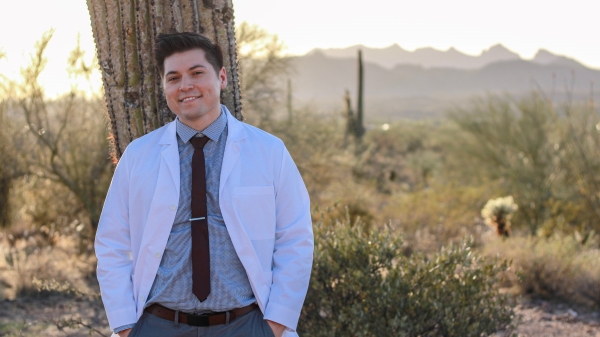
{"left": 1, "top": 0, "right": 598, "bottom": 97}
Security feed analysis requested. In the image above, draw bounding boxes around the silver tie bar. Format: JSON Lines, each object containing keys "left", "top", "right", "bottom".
{"left": 189, "top": 217, "right": 206, "bottom": 221}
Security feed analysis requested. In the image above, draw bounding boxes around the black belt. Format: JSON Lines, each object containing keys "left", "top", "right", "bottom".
{"left": 145, "top": 303, "right": 258, "bottom": 327}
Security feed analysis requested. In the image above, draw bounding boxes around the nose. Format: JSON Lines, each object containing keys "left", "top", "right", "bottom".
{"left": 179, "top": 76, "right": 193, "bottom": 91}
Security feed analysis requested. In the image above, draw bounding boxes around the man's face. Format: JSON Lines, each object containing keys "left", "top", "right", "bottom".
{"left": 162, "top": 48, "right": 227, "bottom": 130}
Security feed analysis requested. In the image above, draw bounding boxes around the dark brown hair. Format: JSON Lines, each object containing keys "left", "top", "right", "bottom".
{"left": 154, "top": 32, "right": 224, "bottom": 77}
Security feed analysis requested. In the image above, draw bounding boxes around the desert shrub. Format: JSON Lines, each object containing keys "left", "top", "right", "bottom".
{"left": 482, "top": 234, "right": 600, "bottom": 307}
{"left": 10, "top": 175, "right": 95, "bottom": 252}
{"left": 354, "top": 121, "right": 447, "bottom": 192}
{"left": 273, "top": 109, "right": 346, "bottom": 194}
{"left": 0, "top": 186, "right": 97, "bottom": 297}
{"left": 0, "top": 224, "right": 95, "bottom": 298}
{"left": 448, "top": 94, "right": 560, "bottom": 234}
{"left": 381, "top": 182, "right": 498, "bottom": 253}
{"left": 0, "top": 236, "right": 106, "bottom": 335}
{"left": 300, "top": 214, "right": 515, "bottom": 336}
{"left": 448, "top": 93, "right": 600, "bottom": 235}
{"left": 0, "top": 54, "right": 28, "bottom": 228}
{"left": 263, "top": 108, "right": 381, "bottom": 226}
{"left": 572, "top": 248, "right": 600, "bottom": 307}
{"left": 3, "top": 31, "right": 113, "bottom": 234}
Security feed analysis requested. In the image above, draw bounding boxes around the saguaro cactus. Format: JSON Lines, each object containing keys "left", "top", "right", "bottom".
{"left": 86, "top": 0, "right": 242, "bottom": 158}
{"left": 344, "top": 49, "right": 365, "bottom": 144}
{"left": 344, "top": 89, "right": 355, "bottom": 144}
{"left": 355, "top": 49, "right": 365, "bottom": 140}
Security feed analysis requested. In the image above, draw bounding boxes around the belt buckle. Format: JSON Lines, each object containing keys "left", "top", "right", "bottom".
{"left": 187, "top": 313, "right": 210, "bottom": 327}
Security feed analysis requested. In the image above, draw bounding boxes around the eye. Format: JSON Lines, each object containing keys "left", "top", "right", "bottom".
{"left": 193, "top": 71, "right": 203, "bottom": 76}
{"left": 167, "top": 76, "right": 179, "bottom": 82}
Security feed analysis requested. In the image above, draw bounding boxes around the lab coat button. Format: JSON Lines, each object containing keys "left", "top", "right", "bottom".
{"left": 169, "top": 204, "right": 176, "bottom": 211}
{"left": 154, "top": 252, "right": 160, "bottom": 258}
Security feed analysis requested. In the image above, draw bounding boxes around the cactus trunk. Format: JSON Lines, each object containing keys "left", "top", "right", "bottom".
{"left": 356, "top": 49, "right": 365, "bottom": 140}
{"left": 344, "top": 89, "right": 354, "bottom": 144}
{"left": 86, "top": 0, "right": 242, "bottom": 159}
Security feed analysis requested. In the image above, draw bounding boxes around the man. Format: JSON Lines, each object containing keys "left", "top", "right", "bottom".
{"left": 95, "top": 32, "right": 313, "bottom": 337}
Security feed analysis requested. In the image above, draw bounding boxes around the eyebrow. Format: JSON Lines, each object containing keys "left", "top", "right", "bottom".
{"left": 165, "top": 64, "right": 206, "bottom": 77}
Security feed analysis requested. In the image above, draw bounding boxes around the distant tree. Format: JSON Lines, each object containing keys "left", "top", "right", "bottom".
{"left": 14, "top": 31, "right": 113, "bottom": 231}
{"left": 86, "top": 0, "right": 242, "bottom": 159}
{"left": 235, "top": 21, "right": 291, "bottom": 128}
{"left": 552, "top": 90, "right": 600, "bottom": 227}
{"left": 0, "top": 51, "right": 24, "bottom": 227}
{"left": 449, "top": 93, "right": 600, "bottom": 234}
{"left": 449, "top": 94, "right": 559, "bottom": 233}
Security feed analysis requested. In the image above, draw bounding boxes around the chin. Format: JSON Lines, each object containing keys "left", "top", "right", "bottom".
{"left": 180, "top": 106, "right": 205, "bottom": 117}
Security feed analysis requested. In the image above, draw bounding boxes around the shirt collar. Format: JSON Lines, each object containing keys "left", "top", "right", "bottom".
{"left": 175, "top": 107, "right": 227, "bottom": 143}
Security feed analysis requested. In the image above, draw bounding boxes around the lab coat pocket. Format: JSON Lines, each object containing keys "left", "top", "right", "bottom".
{"left": 233, "top": 186, "right": 276, "bottom": 240}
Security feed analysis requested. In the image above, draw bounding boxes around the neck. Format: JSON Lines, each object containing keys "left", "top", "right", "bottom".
{"left": 181, "top": 107, "right": 221, "bottom": 131}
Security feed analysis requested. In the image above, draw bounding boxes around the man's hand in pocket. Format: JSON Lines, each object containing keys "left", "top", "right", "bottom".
{"left": 117, "top": 329, "right": 131, "bottom": 337}
{"left": 266, "top": 320, "right": 285, "bottom": 337}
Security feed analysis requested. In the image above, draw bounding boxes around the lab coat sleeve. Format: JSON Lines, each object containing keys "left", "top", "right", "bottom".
{"left": 95, "top": 148, "right": 138, "bottom": 330}
{"left": 263, "top": 144, "right": 314, "bottom": 332}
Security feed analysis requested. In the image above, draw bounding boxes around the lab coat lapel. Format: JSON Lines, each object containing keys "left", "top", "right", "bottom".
{"left": 136, "top": 122, "right": 180, "bottom": 307}
{"left": 158, "top": 122, "right": 180, "bottom": 195}
{"left": 220, "top": 108, "right": 245, "bottom": 196}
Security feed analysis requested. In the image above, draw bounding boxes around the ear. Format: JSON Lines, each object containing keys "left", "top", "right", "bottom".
{"left": 219, "top": 67, "right": 227, "bottom": 90}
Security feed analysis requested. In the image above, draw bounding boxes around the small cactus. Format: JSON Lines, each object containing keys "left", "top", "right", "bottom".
{"left": 481, "top": 196, "right": 518, "bottom": 237}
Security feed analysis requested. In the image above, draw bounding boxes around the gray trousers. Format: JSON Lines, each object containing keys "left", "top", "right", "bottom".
{"left": 129, "top": 307, "right": 275, "bottom": 337}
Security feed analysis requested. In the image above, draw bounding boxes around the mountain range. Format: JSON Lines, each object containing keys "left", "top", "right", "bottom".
{"left": 288, "top": 46, "right": 599, "bottom": 120}
{"left": 308, "top": 44, "right": 588, "bottom": 70}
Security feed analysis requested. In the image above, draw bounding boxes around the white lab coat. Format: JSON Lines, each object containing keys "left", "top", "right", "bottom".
{"left": 95, "top": 106, "right": 313, "bottom": 337}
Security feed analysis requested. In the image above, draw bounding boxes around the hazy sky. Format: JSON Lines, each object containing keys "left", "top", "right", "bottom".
{"left": 1, "top": 0, "right": 598, "bottom": 97}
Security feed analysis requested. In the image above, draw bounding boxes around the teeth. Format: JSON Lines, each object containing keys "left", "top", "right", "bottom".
{"left": 182, "top": 96, "right": 198, "bottom": 102}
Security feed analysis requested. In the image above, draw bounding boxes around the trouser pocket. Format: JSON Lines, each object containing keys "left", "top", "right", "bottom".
{"left": 127, "top": 313, "right": 144, "bottom": 337}
{"left": 263, "top": 321, "right": 276, "bottom": 337}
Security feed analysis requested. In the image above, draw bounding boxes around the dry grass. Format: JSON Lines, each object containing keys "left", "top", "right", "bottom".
{"left": 0, "top": 223, "right": 108, "bottom": 336}
{"left": 482, "top": 234, "right": 600, "bottom": 308}
{"left": 0, "top": 221, "right": 96, "bottom": 300}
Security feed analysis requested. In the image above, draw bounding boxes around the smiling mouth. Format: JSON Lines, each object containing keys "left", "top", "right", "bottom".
{"left": 180, "top": 96, "right": 201, "bottom": 102}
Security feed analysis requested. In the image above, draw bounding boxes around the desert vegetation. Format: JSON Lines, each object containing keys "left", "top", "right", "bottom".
{"left": 1, "top": 28, "right": 599, "bottom": 336}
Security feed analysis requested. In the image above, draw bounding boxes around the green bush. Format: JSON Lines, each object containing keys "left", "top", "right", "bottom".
{"left": 300, "top": 215, "right": 515, "bottom": 336}
{"left": 448, "top": 93, "right": 600, "bottom": 235}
